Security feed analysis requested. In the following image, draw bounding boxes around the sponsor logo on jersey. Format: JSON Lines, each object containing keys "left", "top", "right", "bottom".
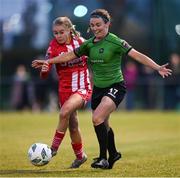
{"left": 90, "top": 59, "right": 104, "bottom": 63}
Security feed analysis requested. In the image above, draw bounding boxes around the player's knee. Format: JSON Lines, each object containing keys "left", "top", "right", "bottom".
{"left": 60, "top": 108, "right": 70, "bottom": 119}
{"left": 92, "top": 115, "right": 103, "bottom": 126}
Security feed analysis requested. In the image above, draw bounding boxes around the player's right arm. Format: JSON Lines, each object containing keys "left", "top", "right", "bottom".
{"left": 32, "top": 51, "right": 77, "bottom": 68}
{"left": 32, "top": 40, "right": 89, "bottom": 68}
{"left": 48, "top": 51, "right": 77, "bottom": 64}
{"left": 46, "top": 38, "right": 90, "bottom": 64}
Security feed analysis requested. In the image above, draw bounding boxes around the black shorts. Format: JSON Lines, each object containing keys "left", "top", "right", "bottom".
{"left": 91, "top": 81, "right": 126, "bottom": 110}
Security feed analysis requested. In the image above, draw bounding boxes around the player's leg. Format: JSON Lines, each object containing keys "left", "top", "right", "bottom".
{"left": 67, "top": 90, "right": 91, "bottom": 168}
{"left": 68, "top": 111, "right": 87, "bottom": 168}
{"left": 91, "top": 96, "right": 116, "bottom": 169}
{"left": 91, "top": 82, "right": 126, "bottom": 169}
{"left": 104, "top": 118, "right": 119, "bottom": 158}
{"left": 104, "top": 82, "right": 126, "bottom": 168}
{"left": 51, "top": 93, "right": 84, "bottom": 156}
{"left": 69, "top": 111, "right": 82, "bottom": 143}
{"left": 104, "top": 119, "right": 122, "bottom": 169}
{"left": 57, "top": 93, "right": 84, "bottom": 132}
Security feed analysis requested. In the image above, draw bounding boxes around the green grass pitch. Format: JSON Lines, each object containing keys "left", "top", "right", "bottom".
{"left": 0, "top": 111, "right": 180, "bottom": 177}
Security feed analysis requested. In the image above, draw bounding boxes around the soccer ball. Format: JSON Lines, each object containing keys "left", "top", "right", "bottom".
{"left": 28, "top": 143, "right": 52, "bottom": 166}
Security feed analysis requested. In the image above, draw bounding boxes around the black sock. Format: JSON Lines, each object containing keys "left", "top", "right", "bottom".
{"left": 94, "top": 122, "right": 108, "bottom": 159}
{"left": 107, "top": 127, "right": 117, "bottom": 157}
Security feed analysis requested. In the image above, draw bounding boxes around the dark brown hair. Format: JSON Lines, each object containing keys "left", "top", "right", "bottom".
{"left": 90, "top": 9, "right": 111, "bottom": 23}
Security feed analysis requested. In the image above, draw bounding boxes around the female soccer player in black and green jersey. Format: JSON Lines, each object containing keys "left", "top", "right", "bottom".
{"left": 32, "top": 9, "right": 172, "bottom": 169}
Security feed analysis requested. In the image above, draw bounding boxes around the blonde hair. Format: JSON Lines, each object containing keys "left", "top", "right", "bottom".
{"left": 53, "top": 16, "right": 80, "bottom": 38}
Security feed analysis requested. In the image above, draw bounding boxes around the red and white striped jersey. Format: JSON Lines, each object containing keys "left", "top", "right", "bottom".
{"left": 46, "top": 37, "right": 91, "bottom": 93}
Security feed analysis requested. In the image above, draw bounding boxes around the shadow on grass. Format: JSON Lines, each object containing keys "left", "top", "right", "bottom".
{"left": 0, "top": 169, "right": 102, "bottom": 176}
{"left": 0, "top": 169, "right": 56, "bottom": 174}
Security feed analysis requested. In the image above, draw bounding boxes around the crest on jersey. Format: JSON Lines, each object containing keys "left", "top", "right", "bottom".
{"left": 99, "top": 48, "right": 104, "bottom": 53}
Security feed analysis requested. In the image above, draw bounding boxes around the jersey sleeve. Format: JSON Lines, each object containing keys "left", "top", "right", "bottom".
{"left": 119, "top": 39, "right": 132, "bottom": 54}
{"left": 46, "top": 44, "right": 56, "bottom": 59}
{"left": 40, "top": 44, "right": 53, "bottom": 79}
{"left": 74, "top": 40, "right": 89, "bottom": 57}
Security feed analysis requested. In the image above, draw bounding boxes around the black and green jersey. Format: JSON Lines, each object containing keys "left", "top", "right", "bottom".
{"left": 74, "top": 33, "right": 132, "bottom": 88}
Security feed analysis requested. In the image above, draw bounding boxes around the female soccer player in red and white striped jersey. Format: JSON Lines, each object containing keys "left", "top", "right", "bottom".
{"left": 38, "top": 16, "right": 92, "bottom": 168}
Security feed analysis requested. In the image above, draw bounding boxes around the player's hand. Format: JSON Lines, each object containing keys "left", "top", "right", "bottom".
{"left": 41, "top": 61, "right": 49, "bottom": 73}
{"left": 158, "top": 63, "right": 172, "bottom": 78}
{"left": 31, "top": 60, "right": 45, "bottom": 69}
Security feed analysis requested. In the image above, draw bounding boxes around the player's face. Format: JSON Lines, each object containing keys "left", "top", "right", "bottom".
{"left": 89, "top": 17, "right": 110, "bottom": 40}
{"left": 53, "top": 25, "right": 71, "bottom": 44}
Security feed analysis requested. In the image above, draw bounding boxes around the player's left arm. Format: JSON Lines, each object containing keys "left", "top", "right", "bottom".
{"left": 128, "top": 48, "right": 172, "bottom": 78}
